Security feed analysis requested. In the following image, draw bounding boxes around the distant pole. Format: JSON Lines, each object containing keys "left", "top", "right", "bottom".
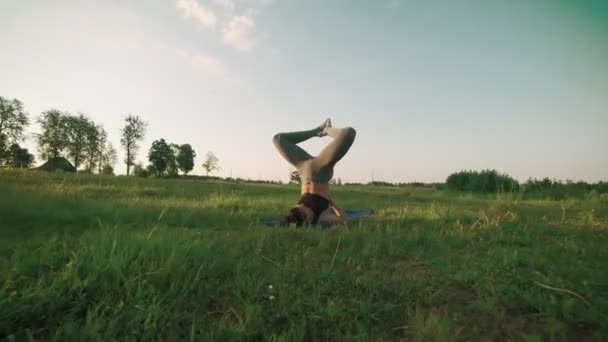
{"left": 372, "top": 169, "right": 375, "bottom": 182}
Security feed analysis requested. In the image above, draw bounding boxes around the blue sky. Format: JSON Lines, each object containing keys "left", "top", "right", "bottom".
{"left": 1, "top": 0, "right": 607, "bottom": 182}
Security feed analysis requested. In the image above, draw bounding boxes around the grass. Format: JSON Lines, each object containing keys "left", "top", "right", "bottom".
{"left": 1, "top": 169, "right": 607, "bottom": 341}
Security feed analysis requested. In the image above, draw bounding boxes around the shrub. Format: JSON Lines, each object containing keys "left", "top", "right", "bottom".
{"left": 521, "top": 178, "right": 607, "bottom": 200}
{"left": 445, "top": 169, "right": 519, "bottom": 193}
{"left": 101, "top": 164, "right": 114, "bottom": 175}
{"left": 132, "top": 164, "right": 150, "bottom": 178}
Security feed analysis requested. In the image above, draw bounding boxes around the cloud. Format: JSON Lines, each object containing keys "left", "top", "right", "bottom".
{"left": 176, "top": 0, "right": 217, "bottom": 30}
{"left": 176, "top": 0, "right": 266, "bottom": 52}
{"left": 214, "top": 0, "right": 234, "bottom": 11}
{"left": 222, "top": 15, "right": 256, "bottom": 51}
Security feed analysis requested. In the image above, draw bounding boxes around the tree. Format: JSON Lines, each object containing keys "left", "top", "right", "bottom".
{"left": 83, "top": 123, "right": 103, "bottom": 173}
{"left": 120, "top": 115, "right": 147, "bottom": 176}
{"left": 148, "top": 138, "right": 173, "bottom": 176}
{"left": 290, "top": 170, "right": 301, "bottom": 184}
{"left": 177, "top": 144, "right": 196, "bottom": 175}
{"left": 64, "top": 113, "right": 94, "bottom": 170}
{"left": 201, "top": 151, "right": 219, "bottom": 176}
{"left": 95, "top": 125, "right": 117, "bottom": 175}
{"left": 167, "top": 143, "right": 180, "bottom": 177}
{"left": 8, "top": 143, "right": 34, "bottom": 168}
{"left": 37, "top": 110, "right": 68, "bottom": 160}
{"left": 103, "top": 143, "right": 118, "bottom": 171}
{"left": 0, "top": 97, "right": 29, "bottom": 165}
{"left": 95, "top": 126, "right": 108, "bottom": 174}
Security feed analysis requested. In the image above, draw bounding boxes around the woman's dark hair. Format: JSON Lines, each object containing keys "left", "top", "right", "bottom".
{"left": 279, "top": 207, "right": 305, "bottom": 227}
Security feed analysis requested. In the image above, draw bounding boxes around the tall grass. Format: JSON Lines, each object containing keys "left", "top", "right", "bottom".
{"left": 1, "top": 170, "right": 607, "bottom": 340}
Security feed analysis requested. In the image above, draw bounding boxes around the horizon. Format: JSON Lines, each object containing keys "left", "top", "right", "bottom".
{"left": 1, "top": 0, "right": 607, "bottom": 183}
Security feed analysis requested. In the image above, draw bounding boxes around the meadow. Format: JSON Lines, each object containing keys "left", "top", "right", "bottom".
{"left": 0, "top": 169, "right": 607, "bottom": 341}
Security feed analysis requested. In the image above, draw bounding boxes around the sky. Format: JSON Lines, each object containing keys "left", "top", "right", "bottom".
{"left": 1, "top": 0, "right": 607, "bottom": 183}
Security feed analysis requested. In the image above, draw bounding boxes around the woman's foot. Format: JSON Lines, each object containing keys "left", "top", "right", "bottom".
{"left": 318, "top": 118, "right": 332, "bottom": 136}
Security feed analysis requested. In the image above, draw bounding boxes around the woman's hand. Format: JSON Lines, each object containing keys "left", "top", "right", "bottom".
{"left": 319, "top": 206, "right": 347, "bottom": 225}
{"left": 325, "top": 197, "right": 346, "bottom": 222}
{"left": 331, "top": 203, "right": 347, "bottom": 219}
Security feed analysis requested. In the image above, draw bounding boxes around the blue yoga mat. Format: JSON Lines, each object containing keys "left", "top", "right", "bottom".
{"left": 263, "top": 209, "right": 374, "bottom": 228}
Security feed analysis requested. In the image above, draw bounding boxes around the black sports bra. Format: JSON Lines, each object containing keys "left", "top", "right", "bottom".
{"left": 297, "top": 193, "right": 330, "bottom": 224}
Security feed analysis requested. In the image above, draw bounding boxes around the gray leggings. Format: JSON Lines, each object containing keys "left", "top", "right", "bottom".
{"left": 273, "top": 126, "right": 356, "bottom": 183}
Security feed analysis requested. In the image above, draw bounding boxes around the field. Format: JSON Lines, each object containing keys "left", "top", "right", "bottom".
{"left": 1, "top": 170, "right": 607, "bottom": 341}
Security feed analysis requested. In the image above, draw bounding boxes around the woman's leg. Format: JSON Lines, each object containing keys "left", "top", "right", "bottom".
{"left": 315, "top": 126, "right": 357, "bottom": 169}
{"left": 273, "top": 126, "right": 323, "bottom": 167}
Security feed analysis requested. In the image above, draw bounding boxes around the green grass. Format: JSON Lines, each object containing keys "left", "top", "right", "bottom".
{"left": 1, "top": 169, "right": 607, "bottom": 341}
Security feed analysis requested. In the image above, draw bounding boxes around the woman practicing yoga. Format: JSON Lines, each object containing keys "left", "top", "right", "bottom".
{"left": 273, "top": 119, "right": 356, "bottom": 227}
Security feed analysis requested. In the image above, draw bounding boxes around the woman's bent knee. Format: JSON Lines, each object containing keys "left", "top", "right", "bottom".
{"left": 272, "top": 133, "right": 283, "bottom": 145}
{"left": 344, "top": 127, "right": 356, "bottom": 139}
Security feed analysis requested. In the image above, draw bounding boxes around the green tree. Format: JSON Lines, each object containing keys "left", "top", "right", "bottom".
{"left": 95, "top": 126, "right": 108, "bottom": 174}
{"left": 0, "top": 97, "right": 28, "bottom": 164}
{"left": 83, "top": 123, "right": 103, "bottom": 173}
{"left": 201, "top": 151, "right": 219, "bottom": 176}
{"left": 290, "top": 170, "right": 301, "bottom": 184}
{"left": 167, "top": 143, "right": 180, "bottom": 177}
{"left": 148, "top": 138, "right": 173, "bottom": 176}
{"left": 120, "top": 115, "right": 147, "bottom": 176}
{"left": 37, "top": 110, "right": 68, "bottom": 160}
{"left": 64, "top": 113, "right": 94, "bottom": 170}
{"left": 101, "top": 142, "right": 118, "bottom": 173}
{"left": 8, "top": 143, "right": 35, "bottom": 169}
{"left": 177, "top": 144, "right": 196, "bottom": 175}
{"left": 94, "top": 125, "right": 117, "bottom": 175}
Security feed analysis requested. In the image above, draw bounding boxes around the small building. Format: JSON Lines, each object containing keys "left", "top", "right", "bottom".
{"left": 36, "top": 157, "right": 76, "bottom": 172}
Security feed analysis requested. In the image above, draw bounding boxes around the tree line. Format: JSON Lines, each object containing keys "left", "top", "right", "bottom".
{"left": 0, "top": 95, "right": 219, "bottom": 176}
{"left": 37, "top": 109, "right": 118, "bottom": 174}
{"left": 132, "top": 146, "right": 218, "bottom": 178}
{"left": 0, "top": 97, "right": 33, "bottom": 168}
{"left": 444, "top": 169, "right": 608, "bottom": 199}
{"left": 4, "top": 95, "right": 604, "bottom": 192}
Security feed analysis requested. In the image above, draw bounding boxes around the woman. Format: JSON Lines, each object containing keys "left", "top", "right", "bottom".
{"left": 273, "top": 119, "right": 356, "bottom": 227}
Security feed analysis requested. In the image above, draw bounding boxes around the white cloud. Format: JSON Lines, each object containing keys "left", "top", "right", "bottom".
{"left": 176, "top": 0, "right": 265, "bottom": 52}
{"left": 176, "top": 0, "right": 217, "bottom": 30}
{"left": 214, "top": 0, "right": 235, "bottom": 11}
{"left": 222, "top": 15, "right": 256, "bottom": 51}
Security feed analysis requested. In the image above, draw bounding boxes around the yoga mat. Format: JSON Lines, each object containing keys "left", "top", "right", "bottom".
{"left": 263, "top": 209, "right": 374, "bottom": 228}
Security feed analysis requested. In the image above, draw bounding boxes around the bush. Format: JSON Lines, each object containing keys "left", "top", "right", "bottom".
{"left": 521, "top": 178, "right": 608, "bottom": 200}
{"left": 101, "top": 164, "right": 114, "bottom": 175}
{"left": 132, "top": 164, "right": 150, "bottom": 178}
{"left": 146, "top": 165, "right": 157, "bottom": 177}
{"left": 368, "top": 181, "right": 395, "bottom": 187}
{"left": 445, "top": 169, "right": 519, "bottom": 193}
